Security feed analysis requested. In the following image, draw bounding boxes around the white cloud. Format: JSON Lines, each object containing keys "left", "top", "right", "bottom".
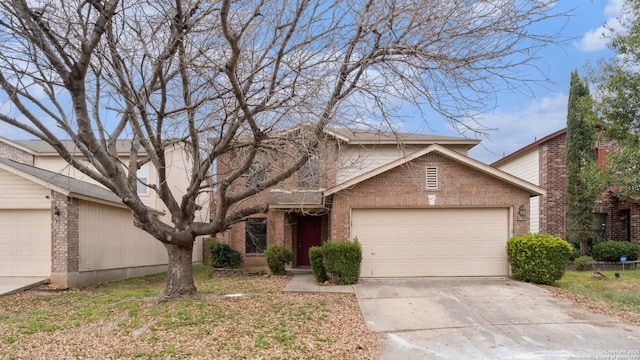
{"left": 575, "top": 0, "right": 623, "bottom": 52}
{"left": 465, "top": 92, "right": 568, "bottom": 164}
{"left": 604, "top": 0, "right": 625, "bottom": 17}
{"left": 575, "top": 25, "right": 614, "bottom": 52}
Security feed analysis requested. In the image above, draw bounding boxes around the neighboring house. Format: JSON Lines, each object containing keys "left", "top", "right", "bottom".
{"left": 216, "top": 129, "right": 544, "bottom": 277}
{"left": 0, "top": 137, "right": 208, "bottom": 287}
{"left": 493, "top": 128, "right": 640, "bottom": 245}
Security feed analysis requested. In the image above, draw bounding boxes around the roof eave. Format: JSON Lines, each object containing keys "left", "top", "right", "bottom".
{"left": 492, "top": 128, "right": 567, "bottom": 166}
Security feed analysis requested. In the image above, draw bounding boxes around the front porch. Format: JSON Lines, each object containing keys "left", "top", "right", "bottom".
{"left": 268, "top": 189, "right": 330, "bottom": 269}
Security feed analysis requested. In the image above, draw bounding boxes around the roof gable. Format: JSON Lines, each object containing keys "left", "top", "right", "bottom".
{"left": 325, "top": 144, "right": 544, "bottom": 196}
{"left": 491, "top": 128, "right": 566, "bottom": 166}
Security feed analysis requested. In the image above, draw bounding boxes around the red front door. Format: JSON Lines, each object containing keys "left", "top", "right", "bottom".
{"left": 297, "top": 216, "right": 322, "bottom": 266}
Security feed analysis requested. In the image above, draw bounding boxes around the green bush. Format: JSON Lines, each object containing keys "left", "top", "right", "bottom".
{"left": 309, "top": 246, "right": 327, "bottom": 282}
{"left": 573, "top": 256, "right": 594, "bottom": 271}
{"left": 209, "top": 241, "right": 242, "bottom": 269}
{"left": 264, "top": 245, "right": 294, "bottom": 275}
{"left": 321, "top": 239, "right": 362, "bottom": 285}
{"left": 507, "top": 233, "right": 572, "bottom": 285}
{"left": 591, "top": 241, "right": 639, "bottom": 262}
{"left": 569, "top": 247, "right": 581, "bottom": 262}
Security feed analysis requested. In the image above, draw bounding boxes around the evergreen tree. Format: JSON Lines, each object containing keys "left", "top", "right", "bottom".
{"left": 566, "top": 70, "right": 599, "bottom": 255}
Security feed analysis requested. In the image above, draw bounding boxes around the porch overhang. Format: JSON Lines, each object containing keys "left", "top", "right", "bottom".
{"left": 267, "top": 189, "right": 325, "bottom": 209}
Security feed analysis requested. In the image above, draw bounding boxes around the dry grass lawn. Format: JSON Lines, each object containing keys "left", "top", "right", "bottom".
{"left": 0, "top": 266, "right": 381, "bottom": 359}
{"left": 541, "top": 269, "right": 640, "bottom": 325}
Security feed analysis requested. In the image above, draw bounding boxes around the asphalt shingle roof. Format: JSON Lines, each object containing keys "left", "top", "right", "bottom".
{"left": 10, "top": 139, "right": 139, "bottom": 155}
{"left": 0, "top": 157, "right": 122, "bottom": 205}
{"left": 326, "top": 128, "right": 479, "bottom": 145}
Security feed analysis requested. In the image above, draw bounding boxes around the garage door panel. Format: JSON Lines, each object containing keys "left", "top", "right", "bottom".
{"left": 0, "top": 210, "right": 51, "bottom": 276}
{"left": 352, "top": 208, "right": 508, "bottom": 277}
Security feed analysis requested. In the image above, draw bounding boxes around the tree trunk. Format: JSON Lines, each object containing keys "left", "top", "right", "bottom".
{"left": 580, "top": 238, "right": 588, "bottom": 256}
{"left": 164, "top": 242, "right": 197, "bottom": 298}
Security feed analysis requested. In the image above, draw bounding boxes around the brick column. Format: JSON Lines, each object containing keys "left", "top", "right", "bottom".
{"left": 631, "top": 204, "right": 640, "bottom": 245}
{"left": 539, "top": 135, "right": 567, "bottom": 239}
{"left": 50, "top": 191, "right": 79, "bottom": 287}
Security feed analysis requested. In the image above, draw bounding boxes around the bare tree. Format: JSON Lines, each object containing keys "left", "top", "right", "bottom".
{"left": 0, "top": 0, "right": 566, "bottom": 298}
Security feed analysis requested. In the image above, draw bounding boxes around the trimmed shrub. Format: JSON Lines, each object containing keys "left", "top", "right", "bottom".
{"left": 264, "top": 245, "right": 294, "bottom": 275}
{"left": 591, "top": 241, "right": 639, "bottom": 262}
{"left": 209, "top": 241, "right": 242, "bottom": 269}
{"left": 309, "top": 246, "right": 327, "bottom": 282}
{"left": 321, "top": 239, "right": 362, "bottom": 285}
{"left": 507, "top": 233, "right": 572, "bottom": 285}
{"left": 573, "top": 256, "right": 594, "bottom": 271}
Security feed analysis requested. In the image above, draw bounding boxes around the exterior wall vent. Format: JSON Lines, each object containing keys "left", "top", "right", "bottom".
{"left": 426, "top": 166, "right": 438, "bottom": 190}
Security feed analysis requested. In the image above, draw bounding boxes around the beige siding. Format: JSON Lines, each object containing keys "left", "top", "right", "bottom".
{"left": 78, "top": 201, "right": 167, "bottom": 271}
{"left": 34, "top": 146, "right": 207, "bottom": 263}
{"left": 495, "top": 149, "right": 540, "bottom": 233}
{"left": 0, "top": 168, "right": 51, "bottom": 209}
{"left": 35, "top": 148, "right": 209, "bottom": 225}
{"left": 336, "top": 145, "right": 471, "bottom": 184}
{"left": 160, "top": 147, "right": 207, "bottom": 262}
{"left": 35, "top": 157, "right": 101, "bottom": 185}
{"left": 337, "top": 145, "right": 417, "bottom": 183}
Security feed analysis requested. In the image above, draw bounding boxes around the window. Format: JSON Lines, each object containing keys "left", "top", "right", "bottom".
{"left": 246, "top": 154, "right": 267, "bottom": 188}
{"left": 595, "top": 147, "right": 607, "bottom": 169}
{"left": 592, "top": 213, "right": 607, "bottom": 237}
{"left": 298, "top": 154, "right": 320, "bottom": 188}
{"left": 245, "top": 218, "right": 267, "bottom": 254}
{"left": 137, "top": 163, "right": 149, "bottom": 194}
{"left": 425, "top": 166, "right": 438, "bottom": 190}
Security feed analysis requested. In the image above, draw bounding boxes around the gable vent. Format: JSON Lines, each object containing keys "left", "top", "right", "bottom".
{"left": 425, "top": 167, "right": 438, "bottom": 190}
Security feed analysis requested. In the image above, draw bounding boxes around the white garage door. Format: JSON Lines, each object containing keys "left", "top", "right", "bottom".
{"left": 0, "top": 210, "right": 51, "bottom": 276}
{"left": 352, "top": 208, "right": 509, "bottom": 277}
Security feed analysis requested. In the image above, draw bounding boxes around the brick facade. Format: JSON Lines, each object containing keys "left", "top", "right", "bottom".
{"left": 330, "top": 153, "right": 531, "bottom": 240}
{"left": 51, "top": 191, "right": 80, "bottom": 285}
{"left": 0, "top": 141, "right": 34, "bottom": 164}
{"left": 538, "top": 133, "right": 567, "bottom": 239}
{"left": 506, "top": 129, "right": 639, "bottom": 247}
{"left": 216, "top": 135, "right": 536, "bottom": 270}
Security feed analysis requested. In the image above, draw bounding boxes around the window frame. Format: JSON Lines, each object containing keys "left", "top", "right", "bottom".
{"left": 297, "top": 153, "right": 320, "bottom": 188}
{"left": 245, "top": 153, "right": 267, "bottom": 188}
{"left": 245, "top": 217, "right": 268, "bottom": 254}
{"left": 136, "top": 163, "right": 149, "bottom": 195}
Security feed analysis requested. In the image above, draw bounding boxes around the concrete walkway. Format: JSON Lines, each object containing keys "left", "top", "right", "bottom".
{"left": 284, "top": 274, "right": 355, "bottom": 294}
{"left": 0, "top": 277, "right": 49, "bottom": 296}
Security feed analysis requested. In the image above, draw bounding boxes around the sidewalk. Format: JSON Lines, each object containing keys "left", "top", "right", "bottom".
{"left": 284, "top": 274, "right": 355, "bottom": 294}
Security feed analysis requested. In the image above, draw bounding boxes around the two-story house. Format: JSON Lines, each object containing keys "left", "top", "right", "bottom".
{"left": 216, "top": 128, "right": 545, "bottom": 278}
{"left": 493, "top": 128, "right": 640, "bottom": 245}
{"left": 0, "top": 137, "right": 208, "bottom": 288}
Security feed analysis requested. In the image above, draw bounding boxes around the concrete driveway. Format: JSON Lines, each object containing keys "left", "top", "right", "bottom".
{"left": 0, "top": 277, "right": 49, "bottom": 296}
{"left": 354, "top": 278, "right": 640, "bottom": 359}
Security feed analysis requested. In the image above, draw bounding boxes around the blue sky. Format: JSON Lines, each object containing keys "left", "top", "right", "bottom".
{"left": 0, "top": 0, "right": 624, "bottom": 165}
{"left": 418, "top": 0, "right": 624, "bottom": 164}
